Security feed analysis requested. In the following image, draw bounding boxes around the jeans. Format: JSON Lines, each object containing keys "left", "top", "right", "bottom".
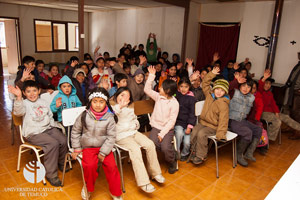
{"left": 175, "top": 125, "right": 190, "bottom": 157}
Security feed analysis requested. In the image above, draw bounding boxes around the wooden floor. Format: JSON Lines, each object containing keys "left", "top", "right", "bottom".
{"left": 0, "top": 75, "right": 299, "bottom": 200}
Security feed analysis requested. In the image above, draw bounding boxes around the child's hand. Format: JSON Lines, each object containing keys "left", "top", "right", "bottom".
{"left": 153, "top": 33, "right": 156, "bottom": 39}
{"left": 148, "top": 65, "right": 156, "bottom": 75}
{"left": 233, "top": 62, "right": 239, "bottom": 70}
{"left": 157, "top": 47, "right": 161, "bottom": 52}
{"left": 94, "top": 45, "right": 100, "bottom": 54}
{"left": 177, "top": 62, "right": 183, "bottom": 70}
{"left": 212, "top": 67, "right": 220, "bottom": 75}
{"left": 275, "top": 113, "right": 280, "bottom": 118}
{"left": 118, "top": 96, "right": 130, "bottom": 109}
{"left": 71, "top": 60, "right": 78, "bottom": 67}
{"left": 71, "top": 152, "right": 79, "bottom": 160}
{"left": 186, "top": 58, "right": 193, "bottom": 66}
{"left": 190, "top": 71, "right": 200, "bottom": 81}
{"left": 108, "top": 60, "right": 116, "bottom": 67}
{"left": 139, "top": 55, "right": 147, "bottom": 65}
{"left": 56, "top": 97, "right": 62, "bottom": 108}
{"left": 47, "top": 89, "right": 54, "bottom": 94}
{"left": 100, "top": 79, "right": 109, "bottom": 91}
{"left": 237, "top": 76, "right": 246, "bottom": 84}
{"left": 21, "top": 68, "right": 32, "bottom": 82}
{"left": 234, "top": 72, "right": 239, "bottom": 80}
{"left": 98, "top": 154, "right": 105, "bottom": 162}
{"left": 263, "top": 69, "right": 271, "bottom": 81}
{"left": 213, "top": 52, "right": 220, "bottom": 62}
{"left": 245, "top": 57, "right": 249, "bottom": 63}
{"left": 133, "top": 45, "right": 137, "bottom": 49}
{"left": 185, "top": 128, "right": 191, "bottom": 134}
{"left": 158, "top": 135, "right": 163, "bottom": 142}
{"left": 8, "top": 85, "right": 22, "bottom": 99}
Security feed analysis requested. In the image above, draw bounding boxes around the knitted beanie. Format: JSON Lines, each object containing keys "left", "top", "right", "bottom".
{"left": 133, "top": 68, "right": 145, "bottom": 77}
{"left": 212, "top": 79, "right": 229, "bottom": 94}
{"left": 72, "top": 68, "right": 86, "bottom": 78}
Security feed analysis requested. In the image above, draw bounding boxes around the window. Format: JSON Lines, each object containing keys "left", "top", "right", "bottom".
{"left": 0, "top": 22, "right": 6, "bottom": 48}
{"left": 34, "top": 19, "right": 79, "bottom": 52}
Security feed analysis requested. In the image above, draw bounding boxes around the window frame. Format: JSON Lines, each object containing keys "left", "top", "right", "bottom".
{"left": 34, "top": 19, "right": 79, "bottom": 53}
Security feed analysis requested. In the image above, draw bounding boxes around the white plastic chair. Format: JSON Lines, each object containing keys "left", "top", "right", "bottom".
{"left": 193, "top": 101, "right": 237, "bottom": 178}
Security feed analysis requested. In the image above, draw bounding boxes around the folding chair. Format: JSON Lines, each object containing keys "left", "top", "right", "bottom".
{"left": 191, "top": 101, "right": 237, "bottom": 178}
{"left": 261, "top": 119, "right": 282, "bottom": 147}
{"left": 14, "top": 113, "right": 47, "bottom": 185}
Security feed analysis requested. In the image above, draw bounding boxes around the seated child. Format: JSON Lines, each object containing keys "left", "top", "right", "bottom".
{"left": 35, "top": 60, "right": 47, "bottom": 79}
{"left": 123, "top": 62, "right": 132, "bottom": 77}
{"left": 91, "top": 57, "right": 113, "bottom": 88}
{"left": 64, "top": 56, "right": 79, "bottom": 74}
{"left": 9, "top": 80, "right": 68, "bottom": 187}
{"left": 46, "top": 63, "right": 62, "bottom": 89}
{"left": 259, "top": 69, "right": 300, "bottom": 141}
{"left": 50, "top": 75, "right": 82, "bottom": 122}
{"left": 175, "top": 77, "right": 197, "bottom": 161}
{"left": 71, "top": 87, "right": 122, "bottom": 200}
{"left": 109, "top": 73, "right": 128, "bottom": 97}
{"left": 190, "top": 67, "right": 229, "bottom": 165}
{"left": 158, "top": 63, "right": 180, "bottom": 88}
{"left": 112, "top": 87, "right": 165, "bottom": 193}
{"left": 229, "top": 73, "right": 262, "bottom": 167}
{"left": 145, "top": 66, "right": 179, "bottom": 174}
{"left": 189, "top": 71, "right": 205, "bottom": 101}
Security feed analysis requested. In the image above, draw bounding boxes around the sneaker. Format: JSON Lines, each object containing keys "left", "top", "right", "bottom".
{"left": 153, "top": 174, "right": 165, "bottom": 184}
{"left": 168, "top": 161, "right": 178, "bottom": 174}
{"left": 180, "top": 155, "right": 189, "bottom": 162}
{"left": 58, "top": 164, "right": 71, "bottom": 173}
{"left": 81, "top": 187, "right": 91, "bottom": 200}
{"left": 46, "top": 176, "right": 62, "bottom": 187}
{"left": 140, "top": 183, "right": 156, "bottom": 193}
{"left": 110, "top": 193, "right": 123, "bottom": 200}
{"left": 192, "top": 157, "right": 204, "bottom": 165}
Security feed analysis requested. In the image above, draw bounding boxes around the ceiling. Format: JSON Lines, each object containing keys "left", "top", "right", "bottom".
{"left": 0, "top": 0, "right": 275, "bottom": 12}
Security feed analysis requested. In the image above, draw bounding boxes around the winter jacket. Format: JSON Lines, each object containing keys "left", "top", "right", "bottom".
{"left": 247, "top": 91, "right": 264, "bottom": 122}
{"left": 144, "top": 73, "right": 179, "bottom": 139}
{"left": 222, "top": 67, "right": 235, "bottom": 82}
{"left": 13, "top": 98, "right": 58, "bottom": 138}
{"left": 113, "top": 63, "right": 146, "bottom": 102}
{"left": 199, "top": 71, "right": 230, "bottom": 140}
{"left": 46, "top": 74, "right": 62, "bottom": 88}
{"left": 258, "top": 80, "right": 280, "bottom": 113}
{"left": 175, "top": 91, "right": 197, "bottom": 129}
{"left": 91, "top": 67, "right": 113, "bottom": 87}
{"left": 71, "top": 109, "right": 116, "bottom": 156}
{"left": 112, "top": 104, "right": 140, "bottom": 141}
{"left": 50, "top": 75, "right": 82, "bottom": 122}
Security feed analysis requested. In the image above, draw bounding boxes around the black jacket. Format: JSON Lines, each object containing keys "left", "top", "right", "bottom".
{"left": 175, "top": 91, "right": 197, "bottom": 128}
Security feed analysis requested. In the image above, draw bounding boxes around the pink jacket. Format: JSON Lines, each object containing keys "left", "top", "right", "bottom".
{"left": 144, "top": 74, "right": 179, "bottom": 139}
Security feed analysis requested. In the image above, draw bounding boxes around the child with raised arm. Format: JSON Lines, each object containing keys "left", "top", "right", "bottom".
{"left": 8, "top": 80, "right": 68, "bottom": 187}
{"left": 71, "top": 87, "right": 122, "bottom": 200}
{"left": 144, "top": 66, "right": 179, "bottom": 174}
{"left": 111, "top": 87, "right": 165, "bottom": 193}
{"left": 190, "top": 67, "right": 230, "bottom": 165}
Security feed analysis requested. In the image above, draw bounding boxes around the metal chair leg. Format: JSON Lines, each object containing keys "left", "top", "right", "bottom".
{"left": 232, "top": 139, "right": 235, "bottom": 168}
{"left": 11, "top": 121, "right": 15, "bottom": 145}
{"left": 116, "top": 147, "right": 125, "bottom": 193}
{"left": 279, "top": 128, "right": 282, "bottom": 145}
{"left": 213, "top": 140, "right": 219, "bottom": 178}
{"left": 61, "top": 153, "right": 70, "bottom": 186}
{"left": 17, "top": 146, "right": 22, "bottom": 172}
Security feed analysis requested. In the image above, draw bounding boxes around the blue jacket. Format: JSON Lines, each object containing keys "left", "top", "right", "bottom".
{"left": 50, "top": 75, "right": 82, "bottom": 122}
{"left": 229, "top": 89, "right": 255, "bottom": 122}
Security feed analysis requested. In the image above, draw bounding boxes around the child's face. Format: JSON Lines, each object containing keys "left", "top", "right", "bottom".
{"left": 214, "top": 88, "right": 226, "bottom": 98}
{"left": 96, "top": 59, "right": 105, "bottom": 68}
{"left": 124, "top": 67, "right": 131, "bottom": 75}
{"left": 36, "top": 63, "right": 44, "bottom": 73}
{"left": 24, "top": 61, "right": 35, "bottom": 69}
{"left": 200, "top": 71, "right": 207, "bottom": 80}
{"left": 192, "top": 78, "right": 201, "bottom": 89}
{"left": 116, "top": 90, "right": 130, "bottom": 105}
{"left": 179, "top": 83, "right": 190, "bottom": 95}
{"left": 169, "top": 66, "right": 177, "bottom": 76}
{"left": 264, "top": 81, "right": 272, "bottom": 91}
{"left": 150, "top": 43, "right": 154, "bottom": 50}
{"left": 144, "top": 72, "right": 149, "bottom": 81}
{"left": 162, "top": 54, "right": 168, "bottom": 60}
{"left": 134, "top": 74, "right": 144, "bottom": 84}
{"left": 155, "top": 64, "right": 162, "bottom": 72}
{"left": 172, "top": 55, "right": 178, "bottom": 62}
{"left": 227, "top": 62, "right": 234, "bottom": 69}
{"left": 76, "top": 73, "right": 85, "bottom": 84}
{"left": 116, "top": 79, "right": 127, "bottom": 88}
{"left": 104, "top": 54, "right": 109, "bottom": 60}
{"left": 119, "top": 56, "right": 125, "bottom": 63}
{"left": 60, "top": 83, "right": 72, "bottom": 96}
{"left": 251, "top": 84, "right": 257, "bottom": 94}
{"left": 91, "top": 97, "right": 107, "bottom": 113}
{"left": 85, "top": 59, "right": 93, "bottom": 69}
{"left": 23, "top": 86, "right": 40, "bottom": 102}
{"left": 81, "top": 65, "right": 89, "bottom": 75}
{"left": 245, "top": 63, "right": 251, "bottom": 71}
{"left": 129, "top": 58, "right": 135, "bottom": 65}
{"left": 240, "top": 70, "right": 247, "bottom": 78}
{"left": 240, "top": 84, "right": 251, "bottom": 95}
{"left": 50, "top": 66, "right": 59, "bottom": 76}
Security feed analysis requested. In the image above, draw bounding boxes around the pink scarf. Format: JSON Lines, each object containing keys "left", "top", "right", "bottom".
{"left": 90, "top": 106, "right": 108, "bottom": 120}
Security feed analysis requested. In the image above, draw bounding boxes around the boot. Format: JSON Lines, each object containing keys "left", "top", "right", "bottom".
{"left": 244, "top": 138, "right": 260, "bottom": 162}
{"left": 237, "top": 139, "right": 250, "bottom": 167}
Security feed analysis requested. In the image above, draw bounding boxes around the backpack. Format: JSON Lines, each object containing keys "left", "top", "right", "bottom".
{"left": 257, "top": 128, "right": 269, "bottom": 147}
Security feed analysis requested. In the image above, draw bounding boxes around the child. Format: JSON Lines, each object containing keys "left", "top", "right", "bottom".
{"left": 146, "top": 33, "right": 158, "bottom": 64}
{"left": 109, "top": 73, "right": 128, "bottom": 97}
{"left": 158, "top": 63, "right": 180, "bottom": 89}
{"left": 222, "top": 60, "right": 235, "bottom": 81}
{"left": 112, "top": 87, "right": 165, "bottom": 193}
{"left": 35, "top": 60, "right": 47, "bottom": 79}
{"left": 91, "top": 56, "right": 113, "bottom": 88}
{"left": 123, "top": 62, "right": 132, "bottom": 77}
{"left": 190, "top": 67, "right": 230, "bottom": 165}
{"left": 64, "top": 56, "right": 79, "bottom": 73}
{"left": 71, "top": 87, "right": 122, "bottom": 200}
{"left": 46, "top": 63, "right": 62, "bottom": 89}
{"left": 189, "top": 71, "right": 205, "bottom": 101}
{"left": 145, "top": 66, "right": 179, "bottom": 174}
{"left": 259, "top": 69, "right": 300, "bottom": 141}
{"left": 175, "top": 77, "right": 197, "bottom": 161}
{"left": 229, "top": 74, "right": 262, "bottom": 167}
{"left": 8, "top": 80, "right": 68, "bottom": 187}
{"left": 50, "top": 75, "right": 82, "bottom": 122}
{"left": 111, "top": 61, "right": 146, "bottom": 101}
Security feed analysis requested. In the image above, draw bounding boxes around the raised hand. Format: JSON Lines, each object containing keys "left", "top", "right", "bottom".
{"left": 186, "top": 58, "right": 193, "bottom": 66}
{"left": 233, "top": 62, "right": 239, "bottom": 70}
{"left": 100, "top": 79, "right": 109, "bottom": 91}
{"left": 8, "top": 85, "right": 22, "bottom": 99}
{"left": 153, "top": 33, "right": 156, "bottom": 39}
{"left": 148, "top": 65, "right": 156, "bottom": 75}
{"left": 245, "top": 57, "right": 249, "bottom": 63}
{"left": 71, "top": 60, "right": 79, "bottom": 67}
{"left": 94, "top": 45, "right": 100, "bottom": 54}
{"left": 213, "top": 52, "right": 220, "bottom": 62}
{"left": 190, "top": 71, "right": 200, "bottom": 81}
{"left": 177, "top": 62, "right": 183, "bottom": 70}
{"left": 212, "top": 67, "right": 220, "bottom": 75}
{"left": 157, "top": 47, "right": 162, "bottom": 52}
{"left": 133, "top": 45, "right": 137, "bottom": 49}
{"left": 118, "top": 97, "right": 130, "bottom": 109}
{"left": 234, "top": 72, "right": 240, "bottom": 80}
{"left": 237, "top": 76, "right": 246, "bottom": 84}
{"left": 139, "top": 55, "right": 147, "bottom": 65}
{"left": 263, "top": 69, "right": 271, "bottom": 81}
{"left": 21, "top": 68, "right": 32, "bottom": 82}
{"left": 108, "top": 60, "right": 116, "bottom": 67}
{"left": 56, "top": 97, "right": 62, "bottom": 108}
{"left": 148, "top": 33, "right": 152, "bottom": 38}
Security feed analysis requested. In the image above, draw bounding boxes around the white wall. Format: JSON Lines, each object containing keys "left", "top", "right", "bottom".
{"left": 0, "top": 3, "right": 89, "bottom": 73}
{"left": 4, "top": 20, "right": 19, "bottom": 74}
{"left": 199, "top": 0, "right": 300, "bottom": 84}
{"left": 89, "top": 6, "right": 185, "bottom": 58}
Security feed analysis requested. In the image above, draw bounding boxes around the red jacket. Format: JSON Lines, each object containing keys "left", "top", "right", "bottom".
{"left": 46, "top": 74, "right": 62, "bottom": 88}
{"left": 258, "top": 80, "right": 280, "bottom": 113}
{"left": 247, "top": 91, "right": 264, "bottom": 122}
